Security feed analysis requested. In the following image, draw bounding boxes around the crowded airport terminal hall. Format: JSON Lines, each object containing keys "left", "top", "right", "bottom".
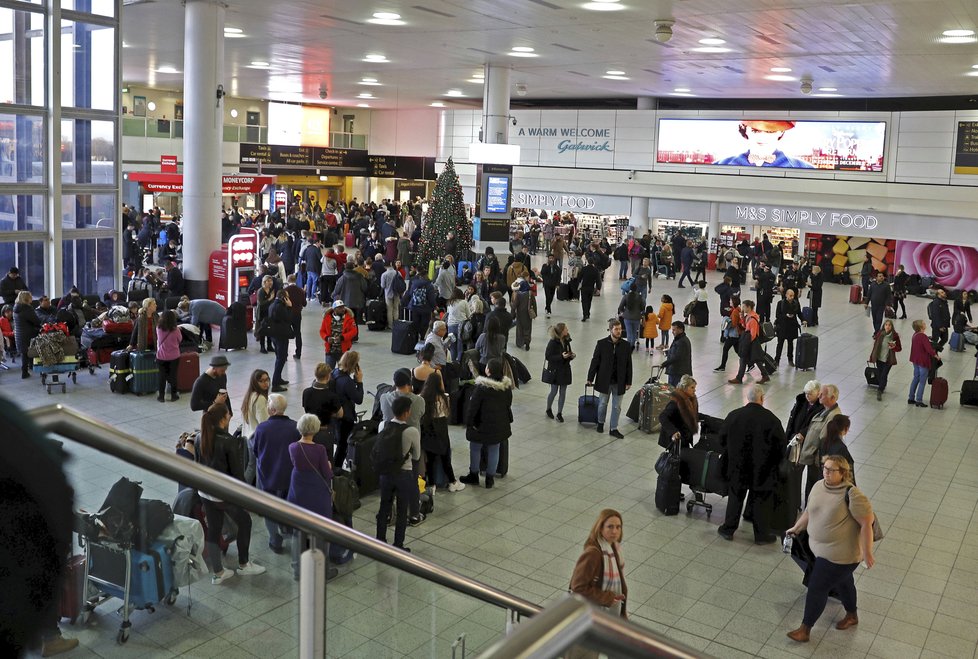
{"left": 4, "top": 0, "right": 978, "bottom": 657}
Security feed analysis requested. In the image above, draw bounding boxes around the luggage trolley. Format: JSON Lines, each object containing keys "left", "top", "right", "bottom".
{"left": 33, "top": 356, "right": 84, "bottom": 394}
{"left": 77, "top": 525, "right": 179, "bottom": 644}
{"left": 682, "top": 417, "right": 728, "bottom": 518}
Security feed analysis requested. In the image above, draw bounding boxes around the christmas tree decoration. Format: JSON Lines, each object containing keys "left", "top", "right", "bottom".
{"left": 416, "top": 157, "right": 472, "bottom": 265}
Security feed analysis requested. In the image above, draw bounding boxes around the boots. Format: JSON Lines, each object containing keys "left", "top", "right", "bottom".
{"left": 786, "top": 624, "right": 811, "bottom": 642}
{"left": 42, "top": 634, "right": 79, "bottom": 657}
{"left": 459, "top": 472, "right": 479, "bottom": 486}
{"left": 836, "top": 612, "right": 859, "bottom": 630}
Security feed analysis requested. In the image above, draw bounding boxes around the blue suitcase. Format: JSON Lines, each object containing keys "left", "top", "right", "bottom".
{"left": 950, "top": 332, "right": 966, "bottom": 352}
{"left": 457, "top": 260, "right": 475, "bottom": 279}
{"left": 801, "top": 306, "right": 814, "bottom": 326}
{"left": 578, "top": 385, "right": 599, "bottom": 425}
{"left": 88, "top": 539, "right": 177, "bottom": 610}
{"left": 129, "top": 350, "right": 158, "bottom": 396}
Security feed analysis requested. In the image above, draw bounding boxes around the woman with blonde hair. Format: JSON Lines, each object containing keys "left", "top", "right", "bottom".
{"left": 543, "top": 322, "right": 574, "bottom": 422}
{"left": 570, "top": 508, "right": 627, "bottom": 618}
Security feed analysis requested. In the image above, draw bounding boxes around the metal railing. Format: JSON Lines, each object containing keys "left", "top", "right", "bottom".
{"left": 477, "top": 596, "right": 707, "bottom": 659}
{"left": 29, "top": 404, "right": 539, "bottom": 618}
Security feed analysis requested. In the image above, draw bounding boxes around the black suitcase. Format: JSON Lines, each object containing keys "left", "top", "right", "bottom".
{"left": 758, "top": 349, "right": 777, "bottom": 375}
{"left": 391, "top": 319, "right": 418, "bottom": 355}
{"left": 109, "top": 350, "right": 131, "bottom": 394}
{"left": 680, "top": 448, "right": 728, "bottom": 496}
{"left": 219, "top": 302, "right": 248, "bottom": 351}
{"left": 365, "top": 299, "right": 387, "bottom": 331}
{"left": 865, "top": 365, "right": 879, "bottom": 388}
{"left": 556, "top": 283, "right": 570, "bottom": 301}
{"left": 567, "top": 277, "right": 580, "bottom": 300}
{"left": 654, "top": 451, "right": 682, "bottom": 516}
{"left": 794, "top": 333, "right": 818, "bottom": 371}
{"left": 961, "top": 381, "right": 978, "bottom": 407}
{"left": 348, "top": 419, "right": 381, "bottom": 495}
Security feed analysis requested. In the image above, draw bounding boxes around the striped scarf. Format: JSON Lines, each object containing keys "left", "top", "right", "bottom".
{"left": 597, "top": 539, "right": 622, "bottom": 615}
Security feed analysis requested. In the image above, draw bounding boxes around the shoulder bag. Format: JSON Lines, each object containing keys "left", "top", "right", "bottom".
{"left": 845, "top": 486, "right": 884, "bottom": 541}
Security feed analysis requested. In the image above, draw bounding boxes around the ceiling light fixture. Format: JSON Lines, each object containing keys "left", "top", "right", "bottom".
{"left": 673, "top": 87, "right": 690, "bottom": 92}
{"left": 359, "top": 78, "right": 381, "bottom": 85}
{"left": 670, "top": 92, "right": 695, "bottom": 97}
{"left": 508, "top": 47, "right": 538, "bottom": 58}
{"left": 248, "top": 61, "right": 269, "bottom": 69}
{"left": 357, "top": 103, "right": 371, "bottom": 107}
{"left": 940, "top": 29, "right": 976, "bottom": 43}
{"left": 224, "top": 27, "right": 242, "bottom": 33}
{"left": 368, "top": 11, "right": 405, "bottom": 25}
{"left": 943, "top": 29, "right": 975, "bottom": 37}
{"left": 819, "top": 87, "right": 837, "bottom": 91}
{"left": 430, "top": 102, "right": 445, "bottom": 107}
{"left": 582, "top": 0, "right": 625, "bottom": 11}
{"left": 966, "top": 71, "right": 978, "bottom": 77}
{"left": 155, "top": 66, "right": 180, "bottom": 74}
{"left": 691, "top": 46, "right": 731, "bottom": 53}
{"left": 764, "top": 74, "right": 796, "bottom": 81}
{"left": 230, "top": 109, "right": 238, "bottom": 118}
{"left": 147, "top": 101, "right": 157, "bottom": 111}
{"left": 602, "top": 75, "right": 629, "bottom": 80}
{"left": 363, "top": 54, "right": 389, "bottom": 62}
{"left": 224, "top": 27, "right": 245, "bottom": 38}
{"left": 606, "top": 70, "right": 625, "bottom": 75}
{"left": 445, "top": 89, "right": 464, "bottom": 97}
{"left": 468, "top": 78, "right": 485, "bottom": 84}
{"left": 770, "top": 66, "right": 792, "bottom": 72}
{"left": 357, "top": 93, "right": 374, "bottom": 98}
{"left": 814, "top": 93, "right": 842, "bottom": 97}
{"left": 699, "top": 37, "right": 725, "bottom": 45}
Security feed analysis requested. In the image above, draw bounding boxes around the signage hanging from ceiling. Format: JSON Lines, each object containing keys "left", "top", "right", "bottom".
{"left": 126, "top": 172, "right": 276, "bottom": 194}
{"left": 239, "top": 143, "right": 436, "bottom": 179}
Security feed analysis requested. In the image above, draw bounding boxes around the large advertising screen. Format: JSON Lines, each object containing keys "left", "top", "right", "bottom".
{"left": 267, "top": 102, "right": 331, "bottom": 147}
{"left": 657, "top": 119, "right": 886, "bottom": 171}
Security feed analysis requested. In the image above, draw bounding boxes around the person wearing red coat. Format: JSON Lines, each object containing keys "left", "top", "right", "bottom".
{"left": 908, "top": 319, "right": 939, "bottom": 407}
{"left": 319, "top": 300, "right": 357, "bottom": 368}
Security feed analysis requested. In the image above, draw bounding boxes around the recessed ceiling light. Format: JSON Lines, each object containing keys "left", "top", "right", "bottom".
{"left": 602, "top": 75, "right": 629, "bottom": 80}
{"left": 359, "top": 78, "right": 381, "bottom": 85}
{"left": 363, "top": 54, "right": 389, "bottom": 62}
{"left": 943, "top": 29, "right": 975, "bottom": 37}
{"left": 357, "top": 103, "right": 371, "bottom": 107}
{"left": 699, "top": 37, "right": 726, "bottom": 45}
{"left": 770, "top": 66, "right": 792, "bottom": 73}
{"left": 357, "top": 93, "right": 374, "bottom": 98}
{"left": 764, "top": 74, "right": 796, "bottom": 82}
{"left": 147, "top": 101, "right": 157, "bottom": 111}
{"left": 940, "top": 36, "right": 977, "bottom": 43}
{"left": 670, "top": 92, "right": 695, "bottom": 97}
{"left": 445, "top": 89, "right": 464, "bottom": 97}
{"left": 508, "top": 51, "right": 539, "bottom": 58}
{"left": 673, "top": 87, "right": 690, "bottom": 93}
{"left": 691, "top": 46, "right": 732, "bottom": 53}
{"left": 224, "top": 27, "right": 242, "bottom": 33}
{"left": 223, "top": 27, "right": 245, "bottom": 38}
{"left": 606, "top": 70, "right": 625, "bottom": 75}
{"left": 155, "top": 66, "right": 180, "bottom": 74}
{"left": 940, "top": 30, "right": 976, "bottom": 43}
{"left": 814, "top": 93, "right": 843, "bottom": 98}
{"left": 511, "top": 46, "right": 535, "bottom": 52}
{"left": 230, "top": 109, "right": 238, "bottom": 118}
{"left": 467, "top": 78, "right": 485, "bottom": 84}
{"left": 966, "top": 71, "right": 978, "bottom": 77}
{"left": 818, "top": 87, "right": 837, "bottom": 91}
{"left": 368, "top": 11, "right": 405, "bottom": 25}
{"left": 430, "top": 102, "right": 445, "bottom": 107}
{"left": 582, "top": 1, "right": 625, "bottom": 11}
{"left": 122, "top": 41, "right": 130, "bottom": 48}
{"left": 248, "top": 61, "right": 269, "bottom": 68}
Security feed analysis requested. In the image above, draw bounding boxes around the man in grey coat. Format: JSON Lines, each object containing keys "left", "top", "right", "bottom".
{"left": 659, "top": 321, "right": 692, "bottom": 387}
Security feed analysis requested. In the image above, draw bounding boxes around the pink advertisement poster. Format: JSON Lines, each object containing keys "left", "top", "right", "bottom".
{"left": 894, "top": 241, "right": 978, "bottom": 291}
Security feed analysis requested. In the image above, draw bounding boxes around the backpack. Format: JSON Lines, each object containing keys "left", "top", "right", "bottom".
{"left": 392, "top": 272, "right": 406, "bottom": 297}
{"left": 760, "top": 320, "right": 776, "bottom": 343}
{"left": 410, "top": 284, "right": 429, "bottom": 308}
{"left": 371, "top": 423, "right": 410, "bottom": 477}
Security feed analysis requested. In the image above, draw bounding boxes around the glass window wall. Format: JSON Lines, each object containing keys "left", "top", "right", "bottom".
{"left": 0, "top": 7, "right": 46, "bottom": 106}
{"left": 60, "top": 118, "right": 115, "bottom": 184}
{"left": 0, "top": 239, "right": 45, "bottom": 296}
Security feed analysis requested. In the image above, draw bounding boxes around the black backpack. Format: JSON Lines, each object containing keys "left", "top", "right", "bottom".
{"left": 371, "top": 423, "right": 410, "bottom": 477}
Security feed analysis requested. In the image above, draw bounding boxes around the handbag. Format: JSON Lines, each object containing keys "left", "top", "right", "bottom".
{"left": 541, "top": 365, "right": 556, "bottom": 384}
{"left": 846, "top": 487, "right": 884, "bottom": 541}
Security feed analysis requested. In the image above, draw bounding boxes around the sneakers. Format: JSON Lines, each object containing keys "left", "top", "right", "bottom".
{"left": 41, "top": 634, "right": 79, "bottom": 657}
{"left": 609, "top": 429, "right": 625, "bottom": 439}
{"left": 713, "top": 365, "right": 725, "bottom": 372}
{"left": 212, "top": 569, "right": 236, "bottom": 585}
{"left": 408, "top": 514, "right": 426, "bottom": 527}
{"left": 448, "top": 480, "right": 466, "bottom": 492}
{"left": 236, "top": 562, "right": 266, "bottom": 576}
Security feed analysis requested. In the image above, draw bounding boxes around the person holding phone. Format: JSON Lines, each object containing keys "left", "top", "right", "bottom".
{"left": 868, "top": 319, "right": 901, "bottom": 401}
{"left": 331, "top": 351, "right": 364, "bottom": 471}
{"left": 570, "top": 509, "right": 627, "bottom": 619}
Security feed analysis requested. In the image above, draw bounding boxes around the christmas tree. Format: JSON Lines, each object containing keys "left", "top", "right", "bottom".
{"left": 416, "top": 157, "right": 472, "bottom": 265}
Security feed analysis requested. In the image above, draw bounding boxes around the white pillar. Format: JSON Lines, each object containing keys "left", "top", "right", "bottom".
{"left": 629, "top": 196, "right": 650, "bottom": 235}
{"left": 636, "top": 97, "right": 655, "bottom": 110}
{"left": 182, "top": 0, "right": 225, "bottom": 299}
{"left": 708, "top": 202, "right": 720, "bottom": 241}
{"left": 46, "top": 2, "right": 63, "bottom": 297}
{"left": 482, "top": 64, "right": 511, "bottom": 145}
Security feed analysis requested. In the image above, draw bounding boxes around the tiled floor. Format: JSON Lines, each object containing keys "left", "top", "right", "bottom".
{"left": 13, "top": 260, "right": 978, "bottom": 658}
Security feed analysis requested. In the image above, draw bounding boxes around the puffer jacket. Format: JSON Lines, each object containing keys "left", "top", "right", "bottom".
{"left": 464, "top": 375, "right": 514, "bottom": 445}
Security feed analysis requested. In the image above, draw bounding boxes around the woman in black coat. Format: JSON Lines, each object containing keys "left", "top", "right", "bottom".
{"left": 658, "top": 375, "right": 700, "bottom": 449}
{"left": 459, "top": 358, "right": 513, "bottom": 488}
{"left": 774, "top": 287, "right": 802, "bottom": 367}
{"left": 785, "top": 380, "right": 824, "bottom": 440}
{"left": 806, "top": 266, "right": 823, "bottom": 326}
{"left": 13, "top": 290, "right": 41, "bottom": 379}
{"left": 543, "top": 323, "right": 575, "bottom": 422}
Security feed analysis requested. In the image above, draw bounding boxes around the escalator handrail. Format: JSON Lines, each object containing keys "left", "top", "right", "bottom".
{"left": 30, "top": 404, "right": 541, "bottom": 618}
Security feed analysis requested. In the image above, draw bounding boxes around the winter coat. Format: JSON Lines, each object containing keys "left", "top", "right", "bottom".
{"left": 464, "top": 375, "right": 514, "bottom": 445}
{"left": 658, "top": 398, "right": 698, "bottom": 449}
{"left": 869, "top": 329, "right": 902, "bottom": 366}
{"left": 13, "top": 302, "right": 41, "bottom": 355}
{"left": 785, "top": 394, "right": 824, "bottom": 440}
{"left": 618, "top": 291, "right": 644, "bottom": 321}
{"left": 266, "top": 300, "right": 294, "bottom": 341}
{"left": 775, "top": 298, "right": 801, "bottom": 340}
{"left": 808, "top": 272, "right": 824, "bottom": 308}
{"left": 587, "top": 336, "right": 633, "bottom": 396}
{"left": 544, "top": 333, "right": 574, "bottom": 386}
{"left": 719, "top": 402, "right": 787, "bottom": 492}
{"left": 660, "top": 333, "right": 692, "bottom": 379}
{"left": 333, "top": 270, "right": 367, "bottom": 310}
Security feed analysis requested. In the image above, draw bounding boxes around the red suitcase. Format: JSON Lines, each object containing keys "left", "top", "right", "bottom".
{"left": 930, "top": 377, "right": 948, "bottom": 409}
{"left": 176, "top": 352, "right": 200, "bottom": 393}
{"left": 849, "top": 285, "right": 862, "bottom": 304}
{"left": 59, "top": 554, "right": 87, "bottom": 623}
{"left": 87, "top": 347, "right": 115, "bottom": 367}
{"left": 345, "top": 232, "right": 356, "bottom": 248}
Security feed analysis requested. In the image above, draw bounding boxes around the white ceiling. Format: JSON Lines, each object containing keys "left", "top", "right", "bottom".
{"left": 122, "top": 0, "right": 978, "bottom": 108}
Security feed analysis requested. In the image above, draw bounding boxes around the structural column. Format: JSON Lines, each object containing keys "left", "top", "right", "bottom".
{"left": 708, "top": 202, "right": 720, "bottom": 241}
{"left": 630, "top": 196, "right": 650, "bottom": 235}
{"left": 482, "top": 64, "right": 511, "bottom": 145}
{"left": 182, "top": 0, "right": 226, "bottom": 299}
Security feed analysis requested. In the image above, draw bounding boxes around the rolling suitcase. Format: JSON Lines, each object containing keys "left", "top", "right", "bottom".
{"left": 366, "top": 299, "right": 388, "bottom": 331}
{"left": 930, "top": 377, "right": 949, "bottom": 409}
{"left": 109, "top": 350, "right": 131, "bottom": 394}
{"left": 129, "top": 350, "right": 158, "bottom": 396}
{"left": 950, "top": 332, "right": 966, "bottom": 352}
{"left": 849, "top": 284, "right": 862, "bottom": 304}
{"left": 345, "top": 232, "right": 356, "bottom": 248}
{"left": 87, "top": 346, "right": 115, "bottom": 368}
{"left": 801, "top": 306, "right": 814, "bottom": 326}
{"left": 59, "top": 554, "right": 87, "bottom": 623}
{"left": 556, "top": 283, "right": 570, "bottom": 301}
{"left": 176, "top": 352, "right": 199, "bottom": 393}
{"left": 635, "top": 381, "right": 673, "bottom": 434}
{"left": 758, "top": 349, "right": 777, "bottom": 376}
{"left": 865, "top": 364, "right": 879, "bottom": 388}
{"left": 391, "top": 319, "right": 418, "bottom": 355}
{"left": 654, "top": 443, "right": 682, "bottom": 516}
{"left": 219, "top": 302, "right": 248, "bottom": 351}
{"left": 794, "top": 333, "right": 818, "bottom": 371}
{"left": 88, "top": 539, "right": 177, "bottom": 610}
{"left": 680, "top": 448, "right": 728, "bottom": 496}
{"left": 348, "top": 420, "right": 381, "bottom": 495}
{"left": 960, "top": 380, "right": 978, "bottom": 407}
{"left": 578, "top": 385, "right": 599, "bottom": 425}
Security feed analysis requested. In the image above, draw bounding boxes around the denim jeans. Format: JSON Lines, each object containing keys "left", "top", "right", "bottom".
{"left": 469, "top": 442, "right": 499, "bottom": 475}
{"left": 305, "top": 272, "right": 319, "bottom": 299}
{"left": 597, "top": 391, "right": 623, "bottom": 431}
{"left": 618, "top": 261, "right": 629, "bottom": 279}
{"left": 624, "top": 319, "right": 640, "bottom": 346}
{"left": 875, "top": 360, "right": 893, "bottom": 393}
{"left": 376, "top": 470, "right": 415, "bottom": 547}
{"left": 447, "top": 323, "right": 463, "bottom": 360}
{"left": 272, "top": 336, "right": 289, "bottom": 386}
{"left": 909, "top": 363, "right": 929, "bottom": 402}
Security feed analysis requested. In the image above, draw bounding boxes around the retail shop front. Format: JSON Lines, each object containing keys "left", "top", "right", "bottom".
{"left": 124, "top": 172, "right": 277, "bottom": 218}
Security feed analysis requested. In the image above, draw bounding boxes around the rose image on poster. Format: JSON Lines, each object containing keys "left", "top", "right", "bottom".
{"left": 894, "top": 241, "right": 978, "bottom": 290}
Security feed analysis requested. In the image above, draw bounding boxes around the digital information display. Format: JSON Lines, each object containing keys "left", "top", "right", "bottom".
{"left": 485, "top": 176, "right": 510, "bottom": 214}
{"left": 657, "top": 119, "right": 886, "bottom": 171}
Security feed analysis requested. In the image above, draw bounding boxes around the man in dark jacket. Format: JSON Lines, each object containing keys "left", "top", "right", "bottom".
{"left": 678, "top": 240, "right": 696, "bottom": 288}
{"left": 0, "top": 267, "right": 27, "bottom": 305}
{"left": 164, "top": 261, "right": 185, "bottom": 297}
{"left": 718, "top": 384, "right": 786, "bottom": 543}
{"left": 586, "top": 319, "right": 633, "bottom": 439}
{"left": 540, "top": 254, "right": 562, "bottom": 317}
{"left": 864, "top": 272, "right": 891, "bottom": 333}
{"left": 754, "top": 264, "right": 776, "bottom": 323}
{"left": 251, "top": 393, "right": 299, "bottom": 553}
{"left": 266, "top": 291, "right": 294, "bottom": 391}
{"left": 928, "top": 287, "right": 951, "bottom": 349}
{"left": 659, "top": 321, "right": 692, "bottom": 387}
{"left": 578, "top": 257, "right": 601, "bottom": 321}
{"left": 403, "top": 271, "right": 437, "bottom": 337}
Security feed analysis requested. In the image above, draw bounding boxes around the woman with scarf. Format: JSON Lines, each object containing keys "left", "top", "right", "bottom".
{"left": 657, "top": 375, "right": 700, "bottom": 450}
{"left": 570, "top": 508, "right": 627, "bottom": 620}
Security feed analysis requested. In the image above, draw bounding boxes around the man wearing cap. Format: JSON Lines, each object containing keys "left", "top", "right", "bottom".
{"left": 319, "top": 300, "right": 357, "bottom": 368}
{"left": 716, "top": 121, "right": 815, "bottom": 168}
{"left": 191, "top": 355, "right": 232, "bottom": 413}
